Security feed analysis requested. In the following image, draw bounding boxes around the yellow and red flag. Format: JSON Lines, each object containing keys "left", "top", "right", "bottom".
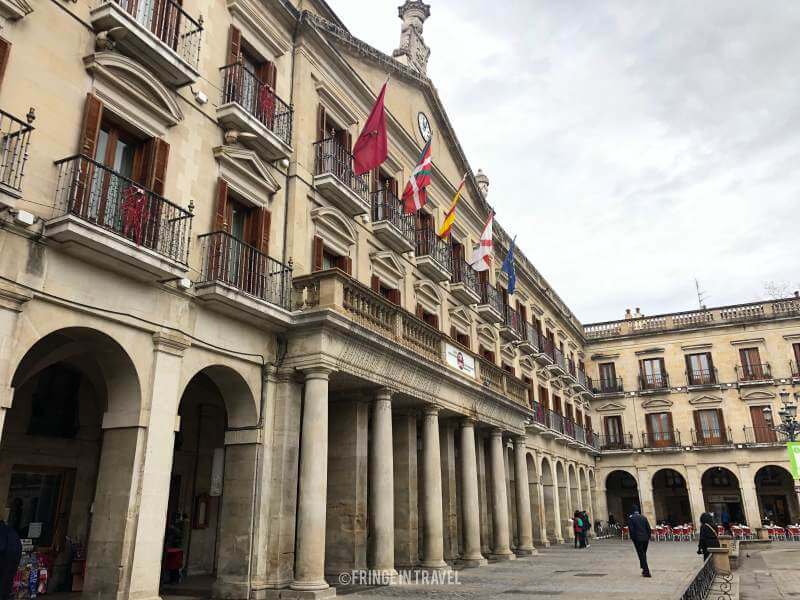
{"left": 437, "top": 172, "right": 467, "bottom": 238}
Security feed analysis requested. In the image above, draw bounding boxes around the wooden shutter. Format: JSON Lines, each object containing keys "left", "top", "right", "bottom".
{"left": 316, "top": 104, "right": 327, "bottom": 141}
{"left": 450, "top": 326, "right": 457, "bottom": 339}
{"left": 342, "top": 256, "right": 352, "bottom": 275}
{"left": 586, "top": 415, "right": 592, "bottom": 432}
{"left": 250, "top": 208, "right": 270, "bottom": 255}
{"left": 716, "top": 408, "right": 726, "bottom": 441}
{"left": 371, "top": 275, "right": 380, "bottom": 292}
{"left": 214, "top": 179, "right": 230, "bottom": 232}
{"left": 144, "top": 138, "right": 170, "bottom": 195}
{"left": 415, "top": 303, "right": 424, "bottom": 319}
{"left": 794, "top": 343, "right": 800, "bottom": 366}
{"left": 259, "top": 61, "right": 277, "bottom": 89}
{"left": 0, "top": 37, "right": 10, "bottom": 92}
{"left": 387, "top": 289, "right": 401, "bottom": 305}
{"left": 693, "top": 410, "right": 703, "bottom": 442}
{"left": 430, "top": 314, "right": 439, "bottom": 329}
{"left": 312, "top": 236, "right": 324, "bottom": 271}
{"left": 79, "top": 93, "right": 103, "bottom": 159}
{"left": 228, "top": 25, "right": 242, "bottom": 64}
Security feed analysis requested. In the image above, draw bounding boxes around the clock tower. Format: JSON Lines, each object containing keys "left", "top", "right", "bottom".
{"left": 393, "top": 1, "right": 431, "bottom": 76}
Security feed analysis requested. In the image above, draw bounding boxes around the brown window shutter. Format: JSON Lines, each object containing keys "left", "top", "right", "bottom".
{"left": 316, "top": 104, "right": 327, "bottom": 141}
{"left": 415, "top": 303, "right": 424, "bottom": 319}
{"left": 312, "top": 236, "right": 324, "bottom": 271}
{"left": 431, "top": 315, "right": 439, "bottom": 330}
{"left": 0, "top": 37, "right": 10, "bottom": 92}
{"left": 228, "top": 25, "right": 242, "bottom": 64}
{"left": 370, "top": 167, "right": 379, "bottom": 193}
{"left": 262, "top": 61, "right": 277, "bottom": 89}
{"left": 251, "top": 208, "right": 271, "bottom": 255}
{"left": 387, "top": 289, "right": 401, "bottom": 305}
{"left": 391, "top": 177, "right": 399, "bottom": 198}
{"left": 343, "top": 256, "right": 352, "bottom": 275}
{"left": 371, "top": 275, "right": 380, "bottom": 292}
{"left": 450, "top": 326, "right": 456, "bottom": 338}
{"left": 716, "top": 408, "right": 726, "bottom": 440}
{"left": 666, "top": 412, "right": 674, "bottom": 436}
{"left": 214, "top": 179, "right": 230, "bottom": 233}
{"left": 145, "top": 138, "right": 170, "bottom": 196}
{"left": 79, "top": 93, "right": 104, "bottom": 159}
{"left": 693, "top": 410, "right": 703, "bottom": 440}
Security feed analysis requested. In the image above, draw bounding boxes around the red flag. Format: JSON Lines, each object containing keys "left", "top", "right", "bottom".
{"left": 353, "top": 82, "right": 388, "bottom": 176}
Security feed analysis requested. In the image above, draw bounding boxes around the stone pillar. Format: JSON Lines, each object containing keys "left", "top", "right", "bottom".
{"left": 0, "top": 282, "right": 32, "bottom": 440}
{"left": 685, "top": 466, "right": 706, "bottom": 527}
{"left": 420, "top": 406, "right": 448, "bottom": 570}
{"left": 737, "top": 463, "right": 762, "bottom": 529}
{"left": 393, "top": 414, "right": 418, "bottom": 567}
{"left": 594, "top": 485, "right": 608, "bottom": 531}
{"left": 488, "top": 429, "right": 515, "bottom": 560}
{"left": 291, "top": 367, "right": 333, "bottom": 594}
{"left": 476, "top": 435, "right": 491, "bottom": 555}
{"left": 125, "top": 331, "right": 190, "bottom": 600}
{"left": 370, "top": 389, "right": 396, "bottom": 577}
{"left": 440, "top": 421, "right": 459, "bottom": 561}
{"left": 513, "top": 436, "right": 535, "bottom": 555}
{"left": 459, "top": 420, "right": 486, "bottom": 566}
{"left": 636, "top": 467, "right": 656, "bottom": 525}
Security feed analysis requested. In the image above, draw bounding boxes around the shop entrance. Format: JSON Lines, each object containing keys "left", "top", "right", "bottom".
{"left": 701, "top": 467, "right": 744, "bottom": 527}
{"left": 652, "top": 468, "right": 692, "bottom": 525}
{"left": 605, "top": 470, "right": 640, "bottom": 525}
{"left": 755, "top": 465, "right": 799, "bottom": 526}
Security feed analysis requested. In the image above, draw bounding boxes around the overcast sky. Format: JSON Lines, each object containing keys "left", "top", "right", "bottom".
{"left": 330, "top": 0, "right": 799, "bottom": 323}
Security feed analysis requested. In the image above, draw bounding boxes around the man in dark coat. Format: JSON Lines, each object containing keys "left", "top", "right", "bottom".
{"left": 627, "top": 505, "right": 652, "bottom": 577}
{"left": 0, "top": 518, "right": 22, "bottom": 600}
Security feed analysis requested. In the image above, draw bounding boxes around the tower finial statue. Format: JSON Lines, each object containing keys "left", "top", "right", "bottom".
{"left": 393, "top": 1, "right": 431, "bottom": 75}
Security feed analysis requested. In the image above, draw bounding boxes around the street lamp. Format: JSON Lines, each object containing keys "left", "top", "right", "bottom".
{"left": 763, "top": 390, "right": 800, "bottom": 526}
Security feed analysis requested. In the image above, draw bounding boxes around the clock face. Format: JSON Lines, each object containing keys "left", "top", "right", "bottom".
{"left": 418, "top": 112, "right": 432, "bottom": 142}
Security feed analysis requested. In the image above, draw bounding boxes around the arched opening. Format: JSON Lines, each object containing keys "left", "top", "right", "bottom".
{"left": 568, "top": 465, "right": 580, "bottom": 513}
{"left": 540, "top": 457, "right": 557, "bottom": 542}
{"left": 701, "top": 466, "right": 744, "bottom": 526}
{"left": 555, "top": 462, "right": 571, "bottom": 539}
{"left": 3, "top": 327, "right": 141, "bottom": 595}
{"left": 160, "top": 365, "right": 257, "bottom": 596}
{"left": 579, "top": 468, "right": 591, "bottom": 524}
{"left": 755, "top": 465, "right": 799, "bottom": 526}
{"left": 526, "top": 453, "right": 543, "bottom": 544}
{"left": 605, "top": 470, "right": 640, "bottom": 525}
{"left": 652, "top": 468, "right": 691, "bottom": 525}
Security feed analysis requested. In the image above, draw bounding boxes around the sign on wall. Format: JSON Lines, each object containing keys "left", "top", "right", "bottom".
{"left": 445, "top": 343, "right": 476, "bottom": 380}
{"left": 788, "top": 442, "right": 800, "bottom": 479}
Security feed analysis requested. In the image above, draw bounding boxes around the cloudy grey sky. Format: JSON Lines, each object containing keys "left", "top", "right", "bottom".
{"left": 330, "top": 0, "right": 799, "bottom": 323}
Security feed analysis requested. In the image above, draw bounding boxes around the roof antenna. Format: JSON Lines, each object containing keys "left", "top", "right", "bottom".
{"left": 695, "top": 278, "right": 709, "bottom": 310}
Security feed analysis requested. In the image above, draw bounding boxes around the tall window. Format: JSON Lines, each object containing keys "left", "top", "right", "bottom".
{"left": 694, "top": 409, "right": 725, "bottom": 444}
{"left": 479, "top": 346, "right": 495, "bottom": 364}
{"left": 640, "top": 358, "right": 667, "bottom": 389}
{"left": 686, "top": 353, "right": 715, "bottom": 385}
{"left": 646, "top": 412, "right": 674, "bottom": 447}
{"left": 750, "top": 405, "right": 777, "bottom": 443}
{"left": 793, "top": 343, "right": 800, "bottom": 376}
{"left": 738, "top": 347, "right": 765, "bottom": 381}
{"left": 598, "top": 362, "right": 618, "bottom": 392}
{"left": 538, "top": 385, "right": 549, "bottom": 411}
{"left": 603, "top": 415, "right": 623, "bottom": 448}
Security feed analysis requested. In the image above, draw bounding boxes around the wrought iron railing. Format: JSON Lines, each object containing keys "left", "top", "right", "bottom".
{"left": 547, "top": 410, "right": 564, "bottom": 434}
{"left": 642, "top": 430, "right": 681, "bottom": 449}
{"left": 639, "top": 372, "right": 670, "bottom": 391}
{"left": 575, "top": 424, "right": 586, "bottom": 444}
{"left": 567, "top": 358, "right": 576, "bottom": 377}
{"left": 96, "top": 0, "right": 203, "bottom": 68}
{"left": 590, "top": 376, "right": 624, "bottom": 395}
{"left": 198, "top": 231, "right": 292, "bottom": 309}
{"left": 414, "top": 228, "right": 452, "bottom": 273}
{"left": 598, "top": 433, "right": 634, "bottom": 451}
{"left": 679, "top": 557, "right": 716, "bottom": 600}
{"left": 0, "top": 108, "right": 34, "bottom": 194}
{"left": 478, "top": 281, "right": 503, "bottom": 315}
{"left": 553, "top": 345, "right": 566, "bottom": 371}
{"left": 736, "top": 363, "right": 772, "bottom": 382}
{"left": 691, "top": 427, "right": 732, "bottom": 447}
{"left": 687, "top": 368, "right": 718, "bottom": 386}
{"left": 371, "top": 188, "right": 414, "bottom": 243}
{"left": 576, "top": 369, "right": 588, "bottom": 389}
{"left": 313, "top": 137, "right": 369, "bottom": 201}
{"left": 53, "top": 154, "right": 192, "bottom": 263}
{"left": 503, "top": 305, "right": 525, "bottom": 337}
{"left": 536, "top": 332, "right": 556, "bottom": 362}
{"left": 564, "top": 418, "right": 575, "bottom": 439}
{"left": 450, "top": 259, "right": 481, "bottom": 298}
{"left": 531, "top": 401, "right": 547, "bottom": 426}
{"left": 220, "top": 62, "right": 292, "bottom": 146}
{"left": 524, "top": 323, "right": 540, "bottom": 351}
{"left": 742, "top": 426, "right": 788, "bottom": 445}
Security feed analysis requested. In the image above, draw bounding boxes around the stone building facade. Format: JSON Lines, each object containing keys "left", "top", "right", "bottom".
{"left": 0, "top": 0, "right": 795, "bottom": 599}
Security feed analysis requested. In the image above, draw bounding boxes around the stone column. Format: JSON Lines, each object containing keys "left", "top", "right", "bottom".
{"left": 685, "top": 466, "right": 706, "bottom": 527}
{"left": 0, "top": 282, "right": 32, "bottom": 440}
{"left": 393, "top": 414, "right": 418, "bottom": 567}
{"left": 420, "top": 406, "right": 448, "bottom": 570}
{"left": 636, "top": 467, "right": 656, "bottom": 525}
{"left": 440, "top": 421, "right": 459, "bottom": 561}
{"left": 513, "top": 436, "right": 535, "bottom": 554}
{"left": 488, "top": 429, "right": 515, "bottom": 560}
{"left": 585, "top": 478, "right": 596, "bottom": 537}
{"left": 291, "top": 367, "right": 333, "bottom": 594}
{"left": 370, "top": 389, "right": 396, "bottom": 577}
{"left": 594, "top": 484, "right": 608, "bottom": 531}
{"left": 737, "top": 463, "right": 762, "bottom": 528}
{"left": 459, "top": 420, "right": 486, "bottom": 566}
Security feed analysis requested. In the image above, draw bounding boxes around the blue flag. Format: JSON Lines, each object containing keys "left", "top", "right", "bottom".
{"left": 501, "top": 236, "right": 517, "bottom": 295}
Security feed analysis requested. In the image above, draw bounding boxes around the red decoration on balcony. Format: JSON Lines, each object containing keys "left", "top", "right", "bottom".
{"left": 121, "top": 185, "right": 147, "bottom": 244}
{"left": 258, "top": 84, "right": 276, "bottom": 127}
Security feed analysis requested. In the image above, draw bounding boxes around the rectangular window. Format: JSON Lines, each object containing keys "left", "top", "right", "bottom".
{"left": 694, "top": 409, "right": 725, "bottom": 444}
{"left": 686, "top": 352, "right": 715, "bottom": 385}
{"left": 538, "top": 385, "right": 549, "bottom": 411}
{"left": 646, "top": 412, "right": 674, "bottom": 447}
{"left": 502, "top": 362, "right": 515, "bottom": 376}
{"left": 750, "top": 405, "right": 777, "bottom": 443}
{"left": 793, "top": 343, "right": 800, "bottom": 376}
{"left": 479, "top": 346, "right": 495, "bottom": 364}
{"left": 553, "top": 395, "right": 562, "bottom": 415}
{"left": 598, "top": 362, "right": 617, "bottom": 392}
{"left": 738, "top": 347, "right": 764, "bottom": 381}
{"left": 640, "top": 358, "right": 667, "bottom": 389}
{"left": 604, "top": 415, "right": 623, "bottom": 447}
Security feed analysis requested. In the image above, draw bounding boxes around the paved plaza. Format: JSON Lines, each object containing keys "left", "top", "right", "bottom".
{"left": 738, "top": 545, "right": 800, "bottom": 600}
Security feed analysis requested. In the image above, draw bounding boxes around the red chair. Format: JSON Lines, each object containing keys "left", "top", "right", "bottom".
{"left": 787, "top": 526, "right": 800, "bottom": 541}
{"left": 717, "top": 525, "right": 725, "bottom": 536}
{"left": 622, "top": 526, "right": 630, "bottom": 540}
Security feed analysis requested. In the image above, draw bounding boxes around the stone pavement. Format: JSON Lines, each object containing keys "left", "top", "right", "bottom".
{"left": 336, "top": 539, "right": 702, "bottom": 599}
{"left": 738, "top": 544, "right": 800, "bottom": 600}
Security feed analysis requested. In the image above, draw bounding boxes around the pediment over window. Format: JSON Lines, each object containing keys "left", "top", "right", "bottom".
{"left": 688, "top": 394, "right": 723, "bottom": 406}
{"left": 311, "top": 206, "right": 357, "bottom": 256}
{"left": 449, "top": 305, "right": 472, "bottom": 332}
{"left": 641, "top": 397, "right": 673, "bottom": 410}
{"left": 740, "top": 390, "right": 776, "bottom": 402}
{"left": 213, "top": 146, "right": 280, "bottom": 208}
{"left": 83, "top": 51, "right": 183, "bottom": 138}
{"left": 414, "top": 279, "right": 442, "bottom": 313}
{"left": 477, "top": 324, "right": 497, "bottom": 349}
{"left": 371, "top": 250, "right": 405, "bottom": 288}
{"left": 500, "top": 343, "right": 517, "bottom": 363}
{"left": 227, "top": 0, "right": 291, "bottom": 60}
{"left": 313, "top": 76, "right": 358, "bottom": 128}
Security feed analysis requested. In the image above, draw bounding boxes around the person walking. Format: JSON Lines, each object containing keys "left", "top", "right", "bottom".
{"left": 627, "top": 505, "right": 652, "bottom": 577}
{"left": 0, "top": 516, "right": 21, "bottom": 600}
{"left": 697, "top": 512, "right": 720, "bottom": 560}
{"left": 573, "top": 511, "right": 582, "bottom": 548}
{"left": 581, "top": 511, "right": 591, "bottom": 548}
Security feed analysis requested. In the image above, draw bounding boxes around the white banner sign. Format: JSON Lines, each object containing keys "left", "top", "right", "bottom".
{"left": 445, "top": 343, "right": 476, "bottom": 380}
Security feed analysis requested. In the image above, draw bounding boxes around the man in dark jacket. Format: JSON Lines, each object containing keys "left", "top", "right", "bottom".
{"left": 627, "top": 506, "right": 652, "bottom": 577}
{"left": 0, "top": 518, "right": 22, "bottom": 600}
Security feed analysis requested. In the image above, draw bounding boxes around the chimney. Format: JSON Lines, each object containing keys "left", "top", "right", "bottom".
{"left": 625, "top": 308, "right": 632, "bottom": 320}
{"left": 635, "top": 307, "right": 642, "bottom": 318}
{"left": 393, "top": 1, "right": 431, "bottom": 75}
{"left": 795, "top": 290, "right": 799, "bottom": 299}
{"left": 475, "top": 169, "right": 490, "bottom": 197}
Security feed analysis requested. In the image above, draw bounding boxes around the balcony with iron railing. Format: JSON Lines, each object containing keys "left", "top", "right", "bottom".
{"left": 414, "top": 228, "right": 452, "bottom": 282}
{"left": 89, "top": 0, "right": 203, "bottom": 86}
{"left": 736, "top": 363, "right": 772, "bottom": 384}
{"left": 476, "top": 281, "right": 503, "bottom": 324}
{"left": 549, "top": 345, "right": 568, "bottom": 377}
{"left": 530, "top": 401, "right": 547, "bottom": 428}
{"left": 46, "top": 154, "right": 193, "bottom": 280}
{"left": 642, "top": 430, "right": 681, "bottom": 450}
{"left": 564, "top": 418, "right": 576, "bottom": 440}
{"left": 639, "top": 372, "right": 670, "bottom": 392}
{"left": 0, "top": 0, "right": 33, "bottom": 19}
{"left": 313, "top": 137, "right": 370, "bottom": 216}
{"left": 590, "top": 376, "right": 624, "bottom": 395}
{"left": 449, "top": 258, "right": 481, "bottom": 305}
{"left": 371, "top": 189, "right": 414, "bottom": 254}
{"left": 0, "top": 108, "right": 34, "bottom": 202}
{"left": 691, "top": 427, "right": 733, "bottom": 448}
{"left": 547, "top": 410, "right": 564, "bottom": 435}
{"left": 598, "top": 433, "right": 634, "bottom": 451}
{"left": 195, "top": 231, "right": 292, "bottom": 320}
{"left": 532, "top": 332, "right": 556, "bottom": 367}
{"left": 686, "top": 368, "right": 718, "bottom": 387}
{"left": 574, "top": 424, "right": 586, "bottom": 445}
{"left": 218, "top": 62, "right": 293, "bottom": 160}
{"left": 742, "top": 426, "right": 789, "bottom": 446}
{"left": 518, "top": 322, "right": 540, "bottom": 355}
{"left": 499, "top": 305, "right": 525, "bottom": 341}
